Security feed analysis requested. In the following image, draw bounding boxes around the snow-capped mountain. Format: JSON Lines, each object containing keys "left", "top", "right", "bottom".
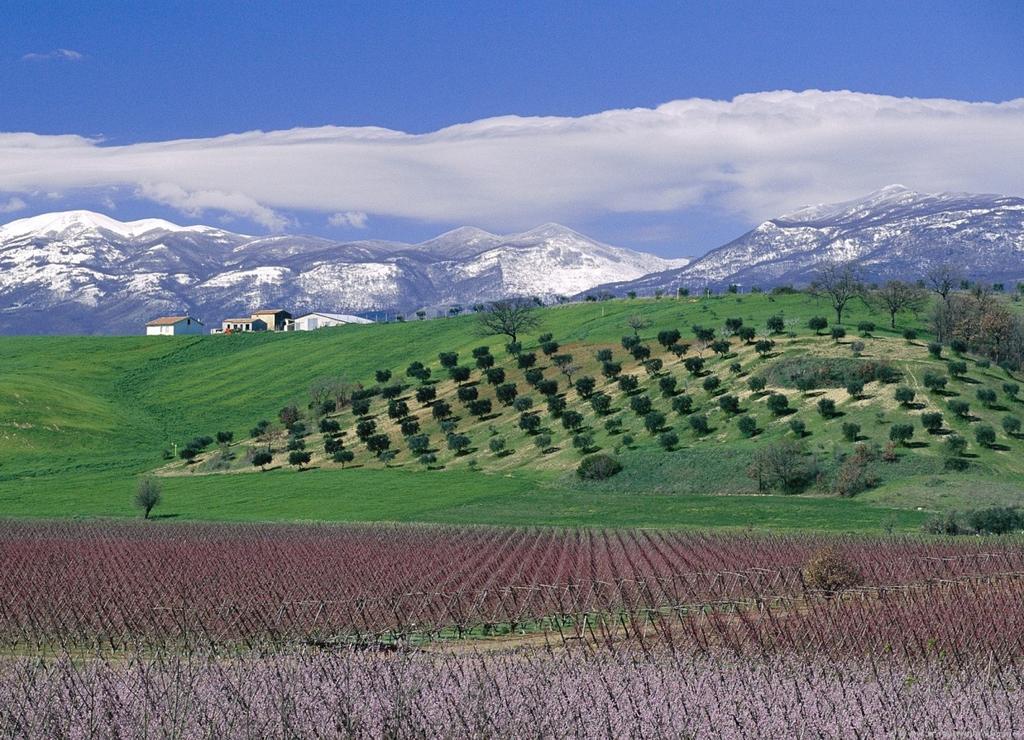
{"left": 593, "top": 186, "right": 1024, "bottom": 296}
{"left": 0, "top": 211, "right": 686, "bottom": 334}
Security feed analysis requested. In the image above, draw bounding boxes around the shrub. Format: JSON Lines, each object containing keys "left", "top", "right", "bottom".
{"left": 975, "top": 424, "right": 997, "bottom": 448}
{"left": 849, "top": 341, "right": 865, "bottom": 357}
{"left": 375, "top": 369, "right": 392, "bottom": 384}
{"left": 846, "top": 380, "right": 864, "bottom": 398}
{"left": 604, "top": 416, "right": 623, "bottom": 434}
{"left": 577, "top": 454, "right": 622, "bottom": 480}
{"left": 688, "top": 414, "right": 710, "bottom": 436}
{"left": 629, "top": 395, "right": 652, "bottom": 416}
{"left": 658, "top": 430, "right": 679, "bottom": 450}
{"left": 671, "top": 395, "right": 693, "bottom": 415}
{"left": 831, "top": 326, "right": 846, "bottom": 342}
{"left": 803, "top": 549, "right": 863, "bottom": 593}
{"left": 948, "top": 399, "right": 970, "bottom": 418}
{"left": 967, "top": 507, "right": 1024, "bottom": 534}
{"left": 927, "top": 342, "right": 943, "bottom": 358}
{"left": 488, "top": 437, "right": 507, "bottom": 455}
{"left": 718, "top": 394, "right": 740, "bottom": 414}
{"left": 1002, "top": 415, "right": 1022, "bottom": 436}
{"left": 737, "top": 415, "right": 757, "bottom": 437}
{"left": 215, "top": 431, "right": 234, "bottom": 445}
{"left": 842, "top": 422, "right": 860, "bottom": 442}
{"left": 817, "top": 398, "right": 836, "bottom": 419}
{"left": 808, "top": 316, "right": 828, "bottom": 335}
{"left": 644, "top": 411, "right": 666, "bottom": 434}
{"left": 789, "top": 419, "right": 806, "bottom": 437}
{"left": 767, "top": 393, "right": 790, "bottom": 416}
{"left": 922, "top": 512, "right": 962, "bottom": 536}
{"left": 1003, "top": 382, "right": 1020, "bottom": 399}
{"left": 534, "top": 433, "right": 553, "bottom": 452}
{"left": 921, "top": 412, "right": 944, "bottom": 434}
{"left": 894, "top": 386, "right": 916, "bottom": 406}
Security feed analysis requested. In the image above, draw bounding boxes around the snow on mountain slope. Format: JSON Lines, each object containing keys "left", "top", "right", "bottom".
{"left": 0, "top": 210, "right": 684, "bottom": 334}
{"left": 593, "top": 186, "right": 1024, "bottom": 297}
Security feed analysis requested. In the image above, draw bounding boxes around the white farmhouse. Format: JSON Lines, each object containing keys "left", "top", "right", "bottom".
{"left": 292, "top": 312, "right": 374, "bottom": 331}
{"left": 145, "top": 316, "right": 205, "bottom": 336}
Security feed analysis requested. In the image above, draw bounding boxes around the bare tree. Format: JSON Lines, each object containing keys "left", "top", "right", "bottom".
{"left": 926, "top": 263, "right": 962, "bottom": 304}
{"left": 810, "top": 263, "right": 864, "bottom": 324}
{"left": 476, "top": 298, "right": 542, "bottom": 344}
{"left": 135, "top": 478, "right": 161, "bottom": 519}
{"left": 873, "top": 280, "right": 928, "bottom": 329}
{"left": 626, "top": 315, "right": 650, "bottom": 336}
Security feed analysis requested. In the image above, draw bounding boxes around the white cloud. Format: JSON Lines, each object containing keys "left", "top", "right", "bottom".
{"left": 328, "top": 211, "right": 368, "bottom": 228}
{"left": 21, "top": 48, "right": 85, "bottom": 62}
{"left": 0, "top": 196, "right": 27, "bottom": 213}
{"left": 1, "top": 91, "right": 1022, "bottom": 232}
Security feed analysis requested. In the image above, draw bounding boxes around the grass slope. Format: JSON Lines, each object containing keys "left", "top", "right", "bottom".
{"left": 1, "top": 293, "right": 1021, "bottom": 531}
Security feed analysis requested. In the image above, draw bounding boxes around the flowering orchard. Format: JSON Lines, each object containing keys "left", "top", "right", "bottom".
{"left": 2, "top": 521, "right": 1024, "bottom": 735}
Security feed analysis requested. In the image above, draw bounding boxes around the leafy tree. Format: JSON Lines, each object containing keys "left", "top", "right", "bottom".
{"left": 488, "top": 436, "right": 507, "bottom": 455}
{"left": 418, "top": 452, "right": 437, "bottom": 468}
{"left": 540, "top": 340, "right": 560, "bottom": 356}
{"left": 618, "top": 374, "right": 639, "bottom": 393}
{"left": 702, "top": 376, "right": 720, "bottom": 393}
{"left": 408, "top": 434, "right": 430, "bottom": 455}
{"left": 737, "top": 415, "right": 758, "bottom": 438}
{"left": 657, "top": 328, "right": 681, "bottom": 348}
{"left": 476, "top": 298, "right": 541, "bottom": 344}
{"left": 927, "top": 342, "right": 943, "bottom": 358}
{"left": 355, "top": 419, "right": 377, "bottom": 440}
{"left": 669, "top": 342, "right": 690, "bottom": 359}
{"left": 692, "top": 325, "right": 715, "bottom": 343}
{"left": 333, "top": 449, "right": 355, "bottom": 467}
{"left": 525, "top": 368, "right": 544, "bottom": 386}
{"left": 400, "top": 418, "right": 420, "bottom": 437}
{"left": 903, "top": 328, "right": 918, "bottom": 342}
{"left": 922, "top": 373, "right": 947, "bottom": 392}
{"left": 921, "top": 412, "right": 944, "bottom": 434}
{"left": 630, "top": 344, "right": 651, "bottom": 361}
{"left": 572, "top": 432, "right": 595, "bottom": 452}
{"left": 857, "top": 321, "right": 875, "bottom": 335}
{"left": 601, "top": 361, "right": 623, "bottom": 380}
{"left": 590, "top": 392, "right": 612, "bottom": 415}
{"left": 518, "top": 412, "right": 541, "bottom": 434}
{"left": 626, "top": 315, "right": 649, "bottom": 336}
{"left": 546, "top": 395, "right": 566, "bottom": 417}
{"left": 976, "top": 388, "right": 997, "bottom": 407}
{"left": 658, "top": 375, "right": 677, "bottom": 397}
{"left": 561, "top": 410, "right": 584, "bottom": 430}
{"left": 517, "top": 352, "right": 537, "bottom": 369}
{"left": 737, "top": 326, "right": 757, "bottom": 344}
{"left": 457, "top": 386, "right": 479, "bottom": 403}
{"left": 375, "top": 369, "right": 392, "bottom": 384}
{"left": 629, "top": 395, "right": 652, "bottom": 416}
{"left": 889, "top": 424, "right": 914, "bottom": 446}
{"left": 279, "top": 405, "right": 300, "bottom": 427}
{"left": 484, "top": 367, "right": 505, "bottom": 386}
{"left": 449, "top": 366, "right": 471, "bottom": 384}
{"left": 718, "top": 394, "right": 740, "bottom": 415}
{"left": 949, "top": 399, "right": 970, "bottom": 418}
{"left": 438, "top": 351, "right": 459, "bottom": 369}
{"left": 286, "top": 436, "right": 305, "bottom": 452}
{"left": 288, "top": 450, "right": 312, "bottom": 469}
{"left": 831, "top": 326, "right": 846, "bottom": 342}
{"left": 808, "top": 316, "right": 828, "bottom": 335}
{"left": 349, "top": 398, "right": 371, "bottom": 418}
{"left": 179, "top": 447, "right": 198, "bottom": 463}
{"left": 789, "top": 419, "right": 806, "bottom": 437}
{"left": 1002, "top": 415, "right": 1022, "bottom": 436}
{"left": 643, "top": 358, "right": 663, "bottom": 376}
{"left": 512, "top": 396, "right": 534, "bottom": 412}
{"left": 251, "top": 450, "right": 273, "bottom": 470}
{"left": 505, "top": 341, "right": 522, "bottom": 356}
{"left": 710, "top": 340, "right": 731, "bottom": 357}
{"left": 595, "top": 348, "right": 614, "bottom": 363}
{"left": 415, "top": 386, "right": 437, "bottom": 405}
{"left": 658, "top": 430, "right": 679, "bottom": 450}
{"left": 755, "top": 339, "right": 775, "bottom": 357}
{"left": 468, "top": 399, "right": 492, "bottom": 418}
{"left": 366, "top": 434, "right": 391, "bottom": 456}
{"left": 216, "top": 431, "right": 234, "bottom": 445}
{"left": 846, "top": 380, "right": 864, "bottom": 399}
{"left": 724, "top": 317, "right": 744, "bottom": 335}
{"left": 1003, "top": 382, "right": 1019, "bottom": 400}
{"left": 432, "top": 400, "right": 452, "bottom": 421}
{"left": 534, "top": 433, "right": 553, "bottom": 452}
{"left": 688, "top": 414, "right": 710, "bottom": 436}
{"left": 535, "top": 379, "right": 558, "bottom": 397}
{"left": 319, "top": 419, "right": 340, "bottom": 435}
{"left": 748, "top": 376, "right": 767, "bottom": 393}
{"left": 324, "top": 437, "right": 342, "bottom": 455}
{"left": 134, "top": 478, "right": 161, "bottom": 519}
{"left": 873, "top": 280, "right": 927, "bottom": 329}
{"left": 671, "top": 395, "right": 693, "bottom": 415}
{"left": 621, "top": 335, "right": 640, "bottom": 351}
{"left": 975, "top": 424, "right": 997, "bottom": 448}
{"left": 766, "top": 315, "right": 785, "bottom": 334}
{"left": 746, "top": 439, "right": 815, "bottom": 493}
{"left": 577, "top": 454, "right": 622, "bottom": 480}
{"left": 948, "top": 360, "right": 968, "bottom": 379}
{"left": 684, "top": 357, "right": 705, "bottom": 375}
{"left": 447, "top": 433, "right": 471, "bottom": 455}
{"left": 817, "top": 398, "right": 836, "bottom": 418}
{"left": 767, "top": 393, "right": 790, "bottom": 416}
{"left": 388, "top": 400, "right": 410, "bottom": 420}
{"left": 644, "top": 411, "right": 666, "bottom": 434}
{"left": 842, "top": 422, "right": 860, "bottom": 442}
{"left": 575, "top": 376, "right": 596, "bottom": 398}
{"left": 495, "top": 383, "right": 519, "bottom": 406}
{"left": 894, "top": 386, "right": 916, "bottom": 406}
{"left": 380, "top": 384, "right": 403, "bottom": 400}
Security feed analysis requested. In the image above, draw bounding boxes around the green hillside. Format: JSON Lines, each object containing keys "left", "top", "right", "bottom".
{"left": 3, "top": 292, "right": 1023, "bottom": 532}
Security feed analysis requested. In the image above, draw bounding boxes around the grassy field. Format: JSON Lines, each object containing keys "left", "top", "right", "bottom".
{"left": 2, "top": 292, "right": 1022, "bottom": 531}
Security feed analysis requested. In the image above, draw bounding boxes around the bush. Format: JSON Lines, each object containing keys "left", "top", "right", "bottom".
{"left": 889, "top": 423, "right": 914, "bottom": 446}
{"left": 976, "top": 388, "right": 997, "bottom": 407}
{"left": 966, "top": 507, "right": 1024, "bottom": 535}
{"left": 512, "top": 396, "right": 534, "bottom": 412}
{"left": 803, "top": 549, "right": 863, "bottom": 593}
{"left": 1002, "top": 415, "right": 1022, "bottom": 436}
{"left": 922, "top": 512, "right": 961, "bottom": 536}
{"left": 604, "top": 416, "right": 623, "bottom": 434}
{"left": 644, "top": 411, "right": 666, "bottom": 434}
{"left": 767, "top": 393, "right": 790, "bottom": 416}
{"left": 688, "top": 414, "right": 710, "bottom": 436}
{"left": 658, "top": 430, "right": 679, "bottom": 450}
{"left": 576, "top": 454, "right": 623, "bottom": 480}
{"left": 808, "top": 316, "right": 828, "bottom": 334}
{"left": 789, "top": 419, "right": 806, "bottom": 437}
{"left": 629, "top": 395, "right": 652, "bottom": 416}
{"left": 766, "top": 315, "right": 785, "bottom": 334}
{"left": 975, "top": 424, "right": 997, "bottom": 447}
{"left": 849, "top": 341, "right": 865, "bottom": 357}
{"left": 746, "top": 439, "right": 816, "bottom": 494}
{"left": 1003, "top": 382, "right": 1020, "bottom": 399}
{"left": 737, "top": 415, "right": 757, "bottom": 438}
{"left": 842, "top": 422, "right": 860, "bottom": 442}
{"left": 817, "top": 398, "right": 836, "bottom": 419}
{"left": 702, "top": 376, "right": 720, "bottom": 393}
{"left": 948, "top": 399, "right": 970, "bottom": 418}
{"left": 590, "top": 393, "right": 612, "bottom": 415}
{"left": 718, "top": 394, "right": 740, "bottom": 414}
{"left": 215, "top": 431, "right": 234, "bottom": 445}
{"left": 671, "top": 394, "right": 693, "bottom": 415}
{"left": 921, "top": 412, "right": 944, "bottom": 434}
{"left": 857, "top": 321, "right": 875, "bottom": 335}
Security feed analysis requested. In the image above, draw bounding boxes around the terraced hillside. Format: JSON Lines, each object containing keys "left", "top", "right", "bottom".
{"left": 2, "top": 293, "right": 1023, "bottom": 530}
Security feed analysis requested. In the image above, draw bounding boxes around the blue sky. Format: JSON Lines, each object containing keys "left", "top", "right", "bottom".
{"left": 2, "top": 0, "right": 1023, "bottom": 256}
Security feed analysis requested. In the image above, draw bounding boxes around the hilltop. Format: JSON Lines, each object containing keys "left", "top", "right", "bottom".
{"left": 2, "top": 292, "right": 1023, "bottom": 531}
